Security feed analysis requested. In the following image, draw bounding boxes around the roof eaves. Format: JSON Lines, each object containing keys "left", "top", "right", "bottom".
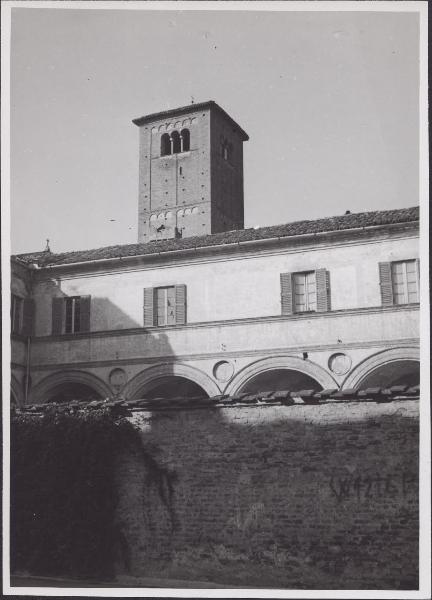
{"left": 28, "top": 216, "right": 418, "bottom": 270}
{"left": 13, "top": 206, "right": 419, "bottom": 268}
{"left": 132, "top": 100, "right": 249, "bottom": 141}
{"left": 132, "top": 101, "right": 214, "bottom": 125}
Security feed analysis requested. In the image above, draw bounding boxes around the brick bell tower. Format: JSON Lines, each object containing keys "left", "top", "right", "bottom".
{"left": 132, "top": 101, "right": 249, "bottom": 242}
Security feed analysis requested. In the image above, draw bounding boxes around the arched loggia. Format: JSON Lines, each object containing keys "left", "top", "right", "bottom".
{"left": 224, "top": 356, "right": 338, "bottom": 396}
{"left": 31, "top": 371, "right": 112, "bottom": 405}
{"left": 124, "top": 363, "right": 221, "bottom": 400}
{"left": 342, "top": 347, "right": 420, "bottom": 390}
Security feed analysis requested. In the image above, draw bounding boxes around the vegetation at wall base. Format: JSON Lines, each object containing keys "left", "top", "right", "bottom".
{"left": 10, "top": 407, "right": 142, "bottom": 581}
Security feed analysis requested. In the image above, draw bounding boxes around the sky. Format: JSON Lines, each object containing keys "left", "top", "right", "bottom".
{"left": 9, "top": 6, "right": 420, "bottom": 254}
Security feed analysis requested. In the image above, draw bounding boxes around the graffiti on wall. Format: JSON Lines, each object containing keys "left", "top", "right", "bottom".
{"left": 329, "top": 472, "right": 417, "bottom": 502}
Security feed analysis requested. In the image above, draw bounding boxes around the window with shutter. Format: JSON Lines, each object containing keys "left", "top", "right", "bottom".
{"left": 284, "top": 269, "right": 331, "bottom": 314}
{"left": 379, "top": 259, "right": 419, "bottom": 306}
{"left": 378, "top": 262, "right": 394, "bottom": 305}
{"left": 155, "top": 287, "right": 176, "bottom": 326}
{"left": 52, "top": 297, "right": 64, "bottom": 335}
{"left": 293, "top": 271, "right": 317, "bottom": 312}
{"left": 280, "top": 273, "right": 294, "bottom": 315}
{"left": 79, "top": 295, "right": 91, "bottom": 332}
{"left": 143, "top": 288, "right": 156, "bottom": 327}
{"left": 146, "top": 285, "right": 187, "bottom": 327}
{"left": 65, "top": 297, "right": 82, "bottom": 333}
{"left": 391, "top": 260, "right": 419, "bottom": 304}
{"left": 315, "top": 268, "right": 331, "bottom": 312}
{"left": 175, "top": 284, "right": 187, "bottom": 325}
{"left": 52, "top": 295, "right": 91, "bottom": 335}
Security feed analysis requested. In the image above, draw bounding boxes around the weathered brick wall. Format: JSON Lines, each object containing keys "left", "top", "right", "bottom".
{"left": 115, "top": 399, "right": 418, "bottom": 589}
{"left": 136, "top": 105, "right": 246, "bottom": 243}
{"left": 210, "top": 109, "right": 245, "bottom": 233}
{"left": 137, "top": 109, "right": 212, "bottom": 242}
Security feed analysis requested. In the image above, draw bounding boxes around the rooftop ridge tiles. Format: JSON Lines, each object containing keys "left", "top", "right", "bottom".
{"left": 12, "top": 206, "right": 419, "bottom": 268}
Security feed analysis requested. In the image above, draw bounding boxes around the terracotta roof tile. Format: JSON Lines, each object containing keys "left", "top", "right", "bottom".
{"left": 13, "top": 206, "right": 419, "bottom": 268}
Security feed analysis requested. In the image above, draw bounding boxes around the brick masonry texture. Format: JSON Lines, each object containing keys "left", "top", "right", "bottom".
{"left": 210, "top": 107, "right": 245, "bottom": 234}
{"left": 135, "top": 102, "right": 246, "bottom": 243}
{"left": 114, "top": 399, "right": 419, "bottom": 589}
{"left": 137, "top": 109, "right": 213, "bottom": 242}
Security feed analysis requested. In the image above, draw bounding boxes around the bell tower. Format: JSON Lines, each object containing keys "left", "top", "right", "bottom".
{"left": 132, "top": 101, "right": 249, "bottom": 242}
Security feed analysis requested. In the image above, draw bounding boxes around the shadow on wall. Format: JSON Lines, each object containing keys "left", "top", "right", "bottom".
{"left": 29, "top": 283, "right": 181, "bottom": 402}
{"left": 40, "top": 280, "right": 145, "bottom": 332}
{"left": 91, "top": 298, "right": 142, "bottom": 330}
{"left": 115, "top": 399, "right": 419, "bottom": 590}
{"left": 32, "top": 328, "right": 179, "bottom": 404}
{"left": 125, "top": 337, "right": 212, "bottom": 400}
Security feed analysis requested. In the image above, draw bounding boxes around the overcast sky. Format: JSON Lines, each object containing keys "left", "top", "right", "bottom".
{"left": 10, "top": 6, "right": 419, "bottom": 254}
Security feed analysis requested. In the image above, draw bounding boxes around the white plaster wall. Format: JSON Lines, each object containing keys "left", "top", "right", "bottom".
{"left": 31, "top": 234, "right": 419, "bottom": 337}
{"left": 31, "top": 306, "right": 418, "bottom": 368}
{"left": 28, "top": 338, "right": 418, "bottom": 404}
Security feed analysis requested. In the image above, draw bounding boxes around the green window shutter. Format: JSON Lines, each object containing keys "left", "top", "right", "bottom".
{"left": 316, "top": 269, "right": 331, "bottom": 312}
{"left": 79, "top": 295, "right": 91, "bottom": 332}
{"left": 21, "top": 298, "right": 35, "bottom": 336}
{"left": 175, "top": 284, "right": 187, "bottom": 325}
{"left": 280, "top": 272, "right": 293, "bottom": 315}
{"left": 52, "top": 297, "right": 64, "bottom": 335}
{"left": 378, "top": 262, "right": 394, "bottom": 305}
{"left": 143, "top": 288, "right": 155, "bottom": 327}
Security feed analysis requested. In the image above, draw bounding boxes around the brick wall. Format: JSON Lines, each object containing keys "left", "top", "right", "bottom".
{"left": 136, "top": 106, "right": 246, "bottom": 242}
{"left": 210, "top": 109, "right": 244, "bottom": 233}
{"left": 137, "top": 110, "right": 212, "bottom": 242}
{"left": 114, "top": 399, "right": 419, "bottom": 589}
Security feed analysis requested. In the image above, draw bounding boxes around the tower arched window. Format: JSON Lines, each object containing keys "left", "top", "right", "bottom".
{"left": 161, "top": 133, "right": 171, "bottom": 156}
{"left": 171, "top": 130, "right": 181, "bottom": 154}
{"left": 181, "top": 128, "right": 190, "bottom": 152}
